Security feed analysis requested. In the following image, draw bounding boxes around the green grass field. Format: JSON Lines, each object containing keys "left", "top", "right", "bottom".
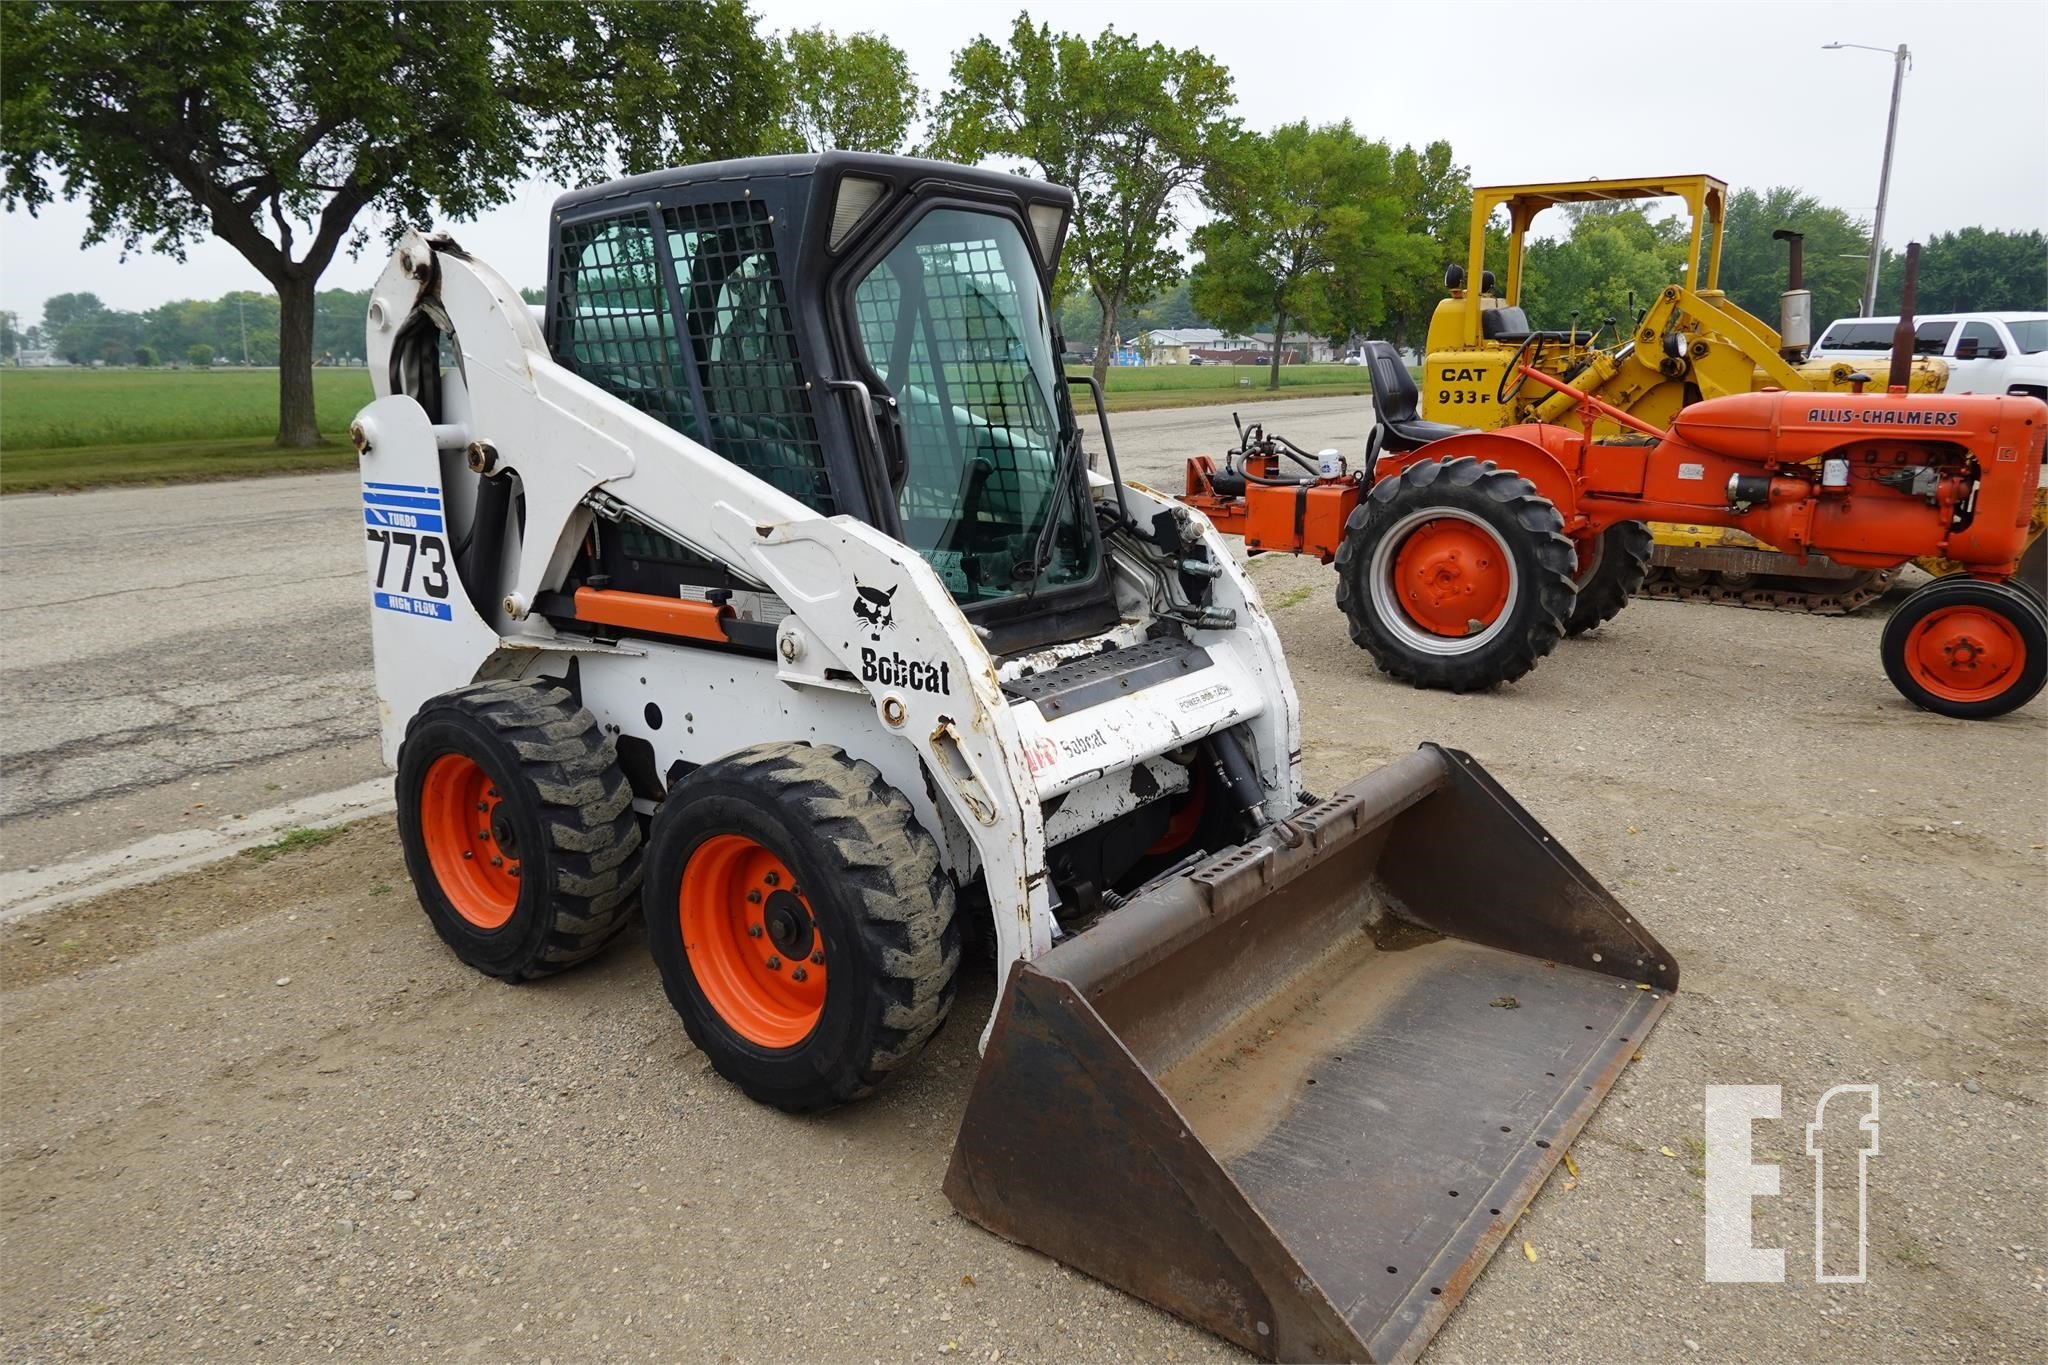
{"left": 0, "top": 367, "right": 371, "bottom": 492}
{"left": 0, "top": 361, "right": 1371, "bottom": 492}
{"left": 1070, "top": 361, "right": 1371, "bottom": 412}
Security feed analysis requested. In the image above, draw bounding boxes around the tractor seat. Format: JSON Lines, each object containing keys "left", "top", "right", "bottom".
{"left": 1363, "top": 341, "right": 1469, "bottom": 454}
{"left": 1481, "top": 306, "right": 1593, "bottom": 346}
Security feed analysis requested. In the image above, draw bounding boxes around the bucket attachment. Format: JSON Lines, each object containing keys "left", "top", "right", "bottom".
{"left": 945, "top": 745, "right": 1677, "bottom": 1363}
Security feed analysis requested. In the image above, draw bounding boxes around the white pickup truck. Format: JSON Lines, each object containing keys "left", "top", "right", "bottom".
{"left": 1811, "top": 311, "right": 2048, "bottom": 399}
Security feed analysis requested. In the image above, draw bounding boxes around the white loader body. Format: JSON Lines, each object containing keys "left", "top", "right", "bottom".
{"left": 355, "top": 228, "right": 1302, "bottom": 1015}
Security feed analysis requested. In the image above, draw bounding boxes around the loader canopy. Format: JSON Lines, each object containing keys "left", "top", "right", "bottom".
{"left": 949, "top": 745, "right": 1677, "bottom": 1363}
{"left": 545, "top": 152, "right": 1113, "bottom": 647}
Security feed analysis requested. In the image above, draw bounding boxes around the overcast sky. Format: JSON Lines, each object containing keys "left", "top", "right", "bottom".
{"left": 3, "top": 0, "right": 2042, "bottom": 326}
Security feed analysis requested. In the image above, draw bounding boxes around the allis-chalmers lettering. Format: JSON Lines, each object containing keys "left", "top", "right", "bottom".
{"left": 860, "top": 647, "right": 952, "bottom": 695}
{"left": 1807, "top": 406, "right": 1962, "bottom": 427}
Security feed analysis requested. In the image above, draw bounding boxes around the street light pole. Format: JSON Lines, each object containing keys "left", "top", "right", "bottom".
{"left": 1825, "top": 41, "right": 1911, "bottom": 316}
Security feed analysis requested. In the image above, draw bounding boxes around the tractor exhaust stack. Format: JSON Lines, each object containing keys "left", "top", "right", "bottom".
{"left": 947, "top": 745, "right": 1677, "bottom": 1363}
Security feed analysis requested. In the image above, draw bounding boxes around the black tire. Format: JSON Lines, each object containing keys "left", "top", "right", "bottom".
{"left": 396, "top": 680, "right": 643, "bottom": 980}
{"left": 1564, "top": 521, "right": 1654, "bottom": 636}
{"left": 642, "top": 741, "right": 959, "bottom": 1113}
{"left": 1334, "top": 457, "right": 1577, "bottom": 691}
{"left": 1880, "top": 576, "right": 2048, "bottom": 719}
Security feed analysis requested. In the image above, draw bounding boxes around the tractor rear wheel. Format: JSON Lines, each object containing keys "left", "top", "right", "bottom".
{"left": 643, "top": 742, "right": 959, "bottom": 1113}
{"left": 1880, "top": 576, "right": 2048, "bottom": 719}
{"left": 396, "top": 680, "right": 643, "bottom": 980}
{"left": 1564, "top": 521, "right": 1654, "bottom": 636}
{"left": 1334, "top": 457, "right": 1577, "bottom": 691}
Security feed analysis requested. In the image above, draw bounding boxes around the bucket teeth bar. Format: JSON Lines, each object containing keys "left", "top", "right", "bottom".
{"left": 945, "top": 745, "right": 1677, "bottom": 1363}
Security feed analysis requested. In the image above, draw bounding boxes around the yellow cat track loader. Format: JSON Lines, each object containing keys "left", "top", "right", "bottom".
{"left": 352, "top": 151, "right": 1676, "bottom": 1362}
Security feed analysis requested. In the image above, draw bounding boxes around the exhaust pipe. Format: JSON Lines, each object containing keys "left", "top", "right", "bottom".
{"left": 947, "top": 745, "right": 1677, "bottom": 1362}
{"left": 1772, "top": 228, "right": 1811, "bottom": 361}
{"left": 1887, "top": 241, "right": 1922, "bottom": 393}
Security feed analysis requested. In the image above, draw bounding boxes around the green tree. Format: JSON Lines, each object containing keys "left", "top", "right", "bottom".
{"left": 0, "top": 310, "right": 17, "bottom": 360}
{"left": 780, "top": 28, "right": 918, "bottom": 154}
{"left": 134, "top": 344, "right": 155, "bottom": 367}
{"left": 3, "top": 1, "right": 786, "bottom": 446}
{"left": 930, "top": 15, "right": 1238, "bottom": 388}
{"left": 1520, "top": 208, "right": 1687, "bottom": 339}
{"left": 1715, "top": 187, "right": 1871, "bottom": 334}
{"left": 1383, "top": 140, "right": 1470, "bottom": 349}
{"left": 1877, "top": 226, "right": 2048, "bottom": 314}
{"left": 187, "top": 342, "right": 214, "bottom": 368}
{"left": 1191, "top": 121, "right": 1427, "bottom": 390}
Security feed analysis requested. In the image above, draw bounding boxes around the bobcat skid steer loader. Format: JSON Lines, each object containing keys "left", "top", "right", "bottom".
{"left": 352, "top": 152, "right": 1677, "bottom": 1362}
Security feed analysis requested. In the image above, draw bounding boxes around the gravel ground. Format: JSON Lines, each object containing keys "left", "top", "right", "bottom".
{"left": 3, "top": 404, "right": 2045, "bottom": 1362}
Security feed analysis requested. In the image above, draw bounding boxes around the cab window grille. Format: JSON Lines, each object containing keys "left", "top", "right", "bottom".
{"left": 664, "top": 200, "right": 834, "bottom": 514}
{"left": 550, "top": 213, "right": 697, "bottom": 437}
{"left": 850, "top": 209, "right": 1092, "bottom": 603}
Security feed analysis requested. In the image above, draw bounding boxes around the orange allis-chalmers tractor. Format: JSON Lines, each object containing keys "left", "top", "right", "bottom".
{"left": 1184, "top": 342, "right": 2048, "bottom": 718}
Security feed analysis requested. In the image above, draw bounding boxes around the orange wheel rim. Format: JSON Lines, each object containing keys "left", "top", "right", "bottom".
{"left": 1391, "top": 519, "right": 1513, "bottom": 637}
{"left": 1903, "top": 605, "right": 2026, "bottom": 703}
{"left": 679, "top": 834, "right": 826, "bottom": 1049}
{"left": 420, "top": 753, "right": 521, "bottom": 929}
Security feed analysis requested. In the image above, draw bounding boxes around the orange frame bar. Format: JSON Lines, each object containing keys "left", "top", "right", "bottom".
{"left": 572, "top": 587, "right": 732, "bottom": 642}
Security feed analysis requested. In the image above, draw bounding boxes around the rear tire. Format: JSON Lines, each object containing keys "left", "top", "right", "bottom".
{"left": 1880, "top": 576, "right": 2048, "bottom": 719}
{"left": 1334, "top": 457, "right": 1577, "bottom": 691}
{"left": 396, "top": 680, "right": 643, "bottom": 980}
{"left": 642, "top": 742, "right": 959, "bottom": 1113}
{"left": 1564, "top": 521, "right": 1653, "bottom": 636}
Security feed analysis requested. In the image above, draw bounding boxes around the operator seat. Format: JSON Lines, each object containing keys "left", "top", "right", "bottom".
{"left": 1364, "top": 341, "right": 1470, "bottom": 460}
{"left": 1481, "top": 305, "right": 1593, "bottom": 347}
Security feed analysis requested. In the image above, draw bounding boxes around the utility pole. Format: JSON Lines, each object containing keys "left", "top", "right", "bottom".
{"left": 1825, "top": 41, "right": 1911, "bottom": 316}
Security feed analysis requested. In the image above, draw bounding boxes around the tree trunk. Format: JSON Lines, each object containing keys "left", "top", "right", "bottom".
{"left": 274, "top": 274, "right": 322, "bottom": 447}
{"left": 1268, "top": 305, "right": 1286, "bottom": 391}
{"left": 1092, "top": 297, "right": 1121, "bottom": 392}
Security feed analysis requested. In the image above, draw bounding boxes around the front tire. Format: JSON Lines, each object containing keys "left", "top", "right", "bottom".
{"left": 396, "top": 680, "right": 643, "bottom": 980}
{"left": 1565, "top": 521, "right": 1653, "bottom": 636}
{"left": 1334, "top": 457, "right": 1577, "bottom": 691}
{"left": 643, "top": 742, "right": 959, "bottom": 1113}
{"left": 1880, "top": 576, "right": 2048, "bottom": 719}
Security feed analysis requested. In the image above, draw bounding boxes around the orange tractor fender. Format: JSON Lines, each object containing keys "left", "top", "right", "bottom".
{"left": 1374, "top": 426, "right": 1593, "bottom": 540}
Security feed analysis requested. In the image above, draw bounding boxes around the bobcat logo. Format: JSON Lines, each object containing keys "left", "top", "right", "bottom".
{"left": 853, "top": 582, "right": 898, "bottom": 641}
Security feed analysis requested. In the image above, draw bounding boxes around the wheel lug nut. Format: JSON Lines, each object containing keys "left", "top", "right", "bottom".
{"left": 476, "top": 801, "right": 489, "bottom": 812}
{"left": 764, "top": 872, "right": 780, "bottom": 886}
{"left": 462, "top": 850, "right": 474, "bottom": 860}
{"left": 810, "top": 951, "right": 824, "bottom": 965}
{"left": 746, "top": 889, "right": 762, "bottom": 904}
{"left": 792, "top": 967, "right": 808, "bottom": 982}
{"left": 508, "top": 866, "right": 521, "bottom": 878}
{"left": 747, "top": 924, "right": 763, "bottom": 938}
{"left": 478, "top": 830, "right": 491, "bottom": 840}
{"left": 766, "top": 956, "right": 781, "bottom": 970}
{"left": 491, "top": 856, "right": 503, "bottom": 867}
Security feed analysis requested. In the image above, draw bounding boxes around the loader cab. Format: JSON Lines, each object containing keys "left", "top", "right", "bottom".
{"left": 1424, "top": 174, "right": 1730, "bottom": 358}
{"left": 544, "top": 152, "right": 1114, "bottom": 653}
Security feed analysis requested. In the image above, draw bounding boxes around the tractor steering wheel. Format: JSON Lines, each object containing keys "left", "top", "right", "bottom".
{"left": 1496, "top": 335, "right": 1547, "bottom": 409}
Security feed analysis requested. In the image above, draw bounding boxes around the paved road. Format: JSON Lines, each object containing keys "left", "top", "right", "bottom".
{"left": 0, "top": 394, "right": 1374, "bottom": 871}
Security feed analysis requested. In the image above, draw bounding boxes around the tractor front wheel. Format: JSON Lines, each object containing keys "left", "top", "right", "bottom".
{"left": 1880, "top": 576, "right": 2048, "bottom": 719}
{"left": 643, "top": 742, "right": 959, "bottom": 1113}
{"left": 1334, "top": 457, "right": 1577, "bottom": 691}
{"left": 1565, "top": 521, "right": 1654, "bottom": 636}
